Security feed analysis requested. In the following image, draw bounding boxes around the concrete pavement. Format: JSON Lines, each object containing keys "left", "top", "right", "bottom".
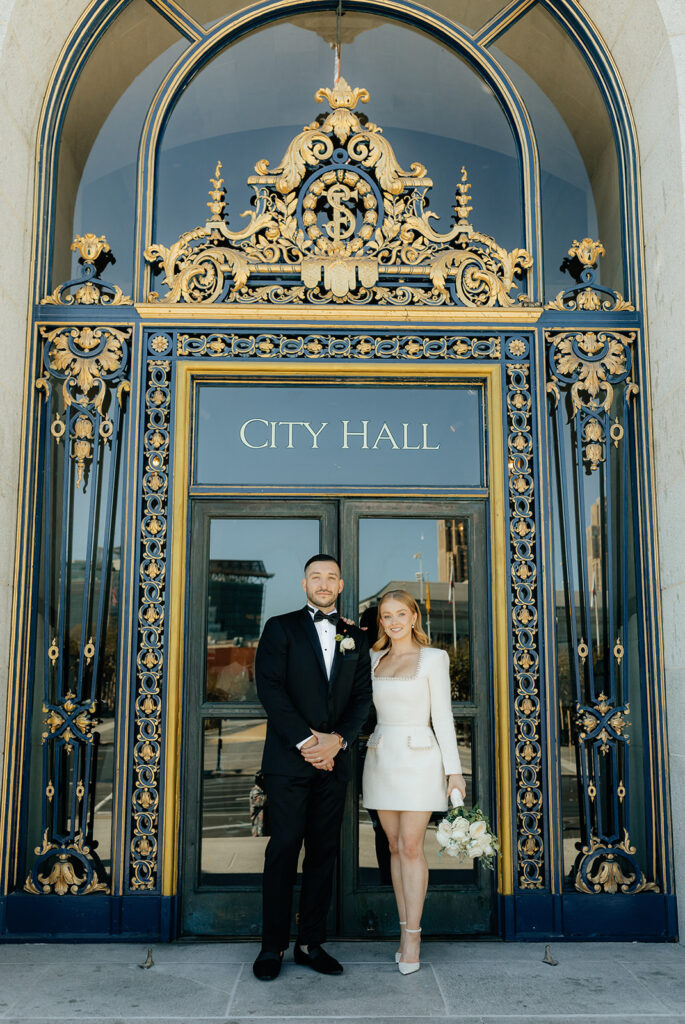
{"left": 0, "top": 939, "right": 683, "bottom": 1022}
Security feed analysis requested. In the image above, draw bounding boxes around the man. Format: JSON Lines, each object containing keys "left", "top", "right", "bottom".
{"left": 252, "top": 554, "right": 372, "bottom": 981}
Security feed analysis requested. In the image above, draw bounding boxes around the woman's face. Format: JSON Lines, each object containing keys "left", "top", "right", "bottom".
{"left": 379, "top": 598, "right": 416, "bottom": 643}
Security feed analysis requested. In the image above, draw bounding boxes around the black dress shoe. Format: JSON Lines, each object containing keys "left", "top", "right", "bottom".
{"left": 294, "top": 944, "right": 343, "bottom": 975}
{"left": 253, "top": 950, "right": 283, "bottom": 981}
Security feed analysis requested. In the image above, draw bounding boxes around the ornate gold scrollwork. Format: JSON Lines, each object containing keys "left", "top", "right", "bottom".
{"left": 39, "top": 325, "right": 130, "bottom": 488}
{"left": 506, "top": 362, "right": 543, "bottom": 889}
{"left": 176, "top": 331, "right": 501, "bottom": 360}
{"left": 544, "top": 238, "right": 634, "bottom": 312}
{"left": 25, "top": 831, "right": 109, "bottom": 895}
{"left": 577, "top": 692, "right": 630, "bottom": 755}
{"left": 45, "top": 326, "right": 126, "bottom": 413}
{"left": 130, "top": 359, "right": 170, "bottom": 890}
{"left": 41, "top": 691, "right": 96, "bottom": 752}
{"left": 548, "top": 331, "right": 634, "bottom": 415}
{"left": 42, "top": 234, "right": 132, "bottom": 306}
{"left": 575, "top": 832, "right": 659, "bottom": 894}
{"left": 145, "top": 79, "right": 532, "bottom": 306}
{"left": 546, "top": 330, "right": 638, "bottom": 472}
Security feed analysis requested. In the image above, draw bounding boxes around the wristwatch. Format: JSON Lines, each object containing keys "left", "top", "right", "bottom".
{"left": 332, "top": 731, "right": 348, "bottom": 751}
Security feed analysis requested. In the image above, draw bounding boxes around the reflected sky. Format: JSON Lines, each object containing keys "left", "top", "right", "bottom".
{"left": 70, "top": 32, "right": 187, "bottom": 290}
{"left": 207, "top": 516, "right": 440, "bottom": 621}
{"left": 210, "top": 518, "right": 319, "bottom": 622}
{"left": 358, "top": 518, "right": 439, "bottom": 602}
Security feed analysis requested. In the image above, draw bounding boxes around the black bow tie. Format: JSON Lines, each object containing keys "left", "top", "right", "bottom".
{"left": 312, "top": 609, "right": 338, "bottom": 624}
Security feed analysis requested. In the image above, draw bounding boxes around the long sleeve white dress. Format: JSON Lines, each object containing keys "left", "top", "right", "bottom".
{"left": 361, "top": 646, "right": 462, "bottom": 812}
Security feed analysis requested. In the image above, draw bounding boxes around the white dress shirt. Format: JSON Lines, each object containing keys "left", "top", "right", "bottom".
{"left": 310, "top": 604, "right": 338, "bottom": 677}
{"left": 296, "top": 605, "right": 338, "bottom": 749}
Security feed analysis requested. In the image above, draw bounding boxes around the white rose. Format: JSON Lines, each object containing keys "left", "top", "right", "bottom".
{"left": 340, "top": 636, "right": 356, "bottom": 652}
{"left": 469, "top": 820, "right": 487, "bottom": 839}
{"left": 436, "top": 820, "right": 452, "bottom": 847}
{"left": 451, "top": 817, "right": 469, "bottom": 837}
{"left": 468, "top": 838, "right": 489, "bottom": 858}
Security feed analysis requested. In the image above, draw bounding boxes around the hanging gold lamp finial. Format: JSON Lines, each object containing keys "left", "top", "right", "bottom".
{"left": 334, "top": 0, "right": 343, "bottom": 83}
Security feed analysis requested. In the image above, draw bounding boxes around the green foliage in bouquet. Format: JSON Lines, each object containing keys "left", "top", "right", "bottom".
{"left": 435, "top": 804, "right": 500, "bottom": 870}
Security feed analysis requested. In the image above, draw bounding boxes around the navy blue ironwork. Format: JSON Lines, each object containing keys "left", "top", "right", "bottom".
{"left": 24, "top": 325, "right": 130, "bottom": 896}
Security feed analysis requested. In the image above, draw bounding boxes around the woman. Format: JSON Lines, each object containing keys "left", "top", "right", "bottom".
{"left": 361, "top": 590, "right": 466, "bottom": 975}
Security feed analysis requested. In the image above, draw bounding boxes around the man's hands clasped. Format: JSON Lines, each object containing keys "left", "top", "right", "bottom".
{"left": 300, "top": 730, "right": 342, "bottom": 771}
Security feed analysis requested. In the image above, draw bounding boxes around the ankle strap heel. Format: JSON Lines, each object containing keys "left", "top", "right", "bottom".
{"left": 398, "top": 928, "right": 421, "bottom": 975}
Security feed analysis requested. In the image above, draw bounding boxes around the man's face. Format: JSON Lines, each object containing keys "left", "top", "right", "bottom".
{"left": 302, "top": 561, "right": 344, "bottom": 612}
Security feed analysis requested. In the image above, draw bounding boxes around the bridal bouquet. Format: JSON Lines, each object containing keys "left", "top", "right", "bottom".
{"left": 435, "top": 803, "right": 500, "bottom": 870}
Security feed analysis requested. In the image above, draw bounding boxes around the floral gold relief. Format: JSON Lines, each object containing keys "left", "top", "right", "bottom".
{"left": 505, "top": 358, "right": 543, "bottom": 889}
{"left": 130, "top": 359, "right": 171, "bottom": 890}
{"left": 546, "top": 330, "right": 638, "bottom": 473}
{"left": 38, "top": 325, "right": 130, "bottom": 490}
{"left": 25, "top": 831, "right": 108, "bottom": 896}
{"left": 575, "top": 833, "right": 659, "bottom": 895}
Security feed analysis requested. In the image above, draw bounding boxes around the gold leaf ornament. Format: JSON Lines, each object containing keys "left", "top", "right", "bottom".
{"left": 145, "top": 81, "right": 531, "bottom": 307}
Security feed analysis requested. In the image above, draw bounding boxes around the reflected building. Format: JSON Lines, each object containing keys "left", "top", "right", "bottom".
{"left": 206, "top": 560, "right": 272, "bottom": 702}
{"left": 437, "top": 518, "right": 469, "bottom": 585}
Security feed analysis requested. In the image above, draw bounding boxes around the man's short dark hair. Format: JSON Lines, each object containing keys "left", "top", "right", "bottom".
{"left": 304, "top": 553, "right": 341, "bottom": 573}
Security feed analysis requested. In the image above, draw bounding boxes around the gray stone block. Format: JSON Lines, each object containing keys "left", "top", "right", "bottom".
{"left": 231, "top": 961, "right": 443, "bottom": 1017}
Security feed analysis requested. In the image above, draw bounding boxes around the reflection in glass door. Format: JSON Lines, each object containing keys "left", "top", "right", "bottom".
{"left": 181, "top": 502, "right": 336, "bottom": 935}
{"left": 340, "top": 502, "right": 493, "bottom": 937}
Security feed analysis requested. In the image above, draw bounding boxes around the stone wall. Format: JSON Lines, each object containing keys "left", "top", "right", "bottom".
{"left": 0, "top": 0, "right": 92, "bottom": 816}
{"left": 0, "top": 0, "right": 683, "bottom": 936}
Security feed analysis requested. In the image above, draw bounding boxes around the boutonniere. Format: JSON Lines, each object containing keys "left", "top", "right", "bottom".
{"left": 335, "top": 634, "right": 356, "bottom": 654}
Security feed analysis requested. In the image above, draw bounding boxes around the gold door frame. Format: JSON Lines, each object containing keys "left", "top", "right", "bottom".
{"left": 163, "top": 359, "right": 512, "bottom": 897}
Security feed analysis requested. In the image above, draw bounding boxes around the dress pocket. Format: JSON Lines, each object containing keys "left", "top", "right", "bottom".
{"left": 407, "top": 731, "right": 435, "bottom": 750}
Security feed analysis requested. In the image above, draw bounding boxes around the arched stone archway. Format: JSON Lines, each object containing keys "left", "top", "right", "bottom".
{"left": 1, "top": 0, "right": 684, "bottom": 937}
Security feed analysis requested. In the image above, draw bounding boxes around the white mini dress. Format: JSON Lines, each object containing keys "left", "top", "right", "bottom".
{"left": 361, "top": 646, "right": 462, "bottom": 812}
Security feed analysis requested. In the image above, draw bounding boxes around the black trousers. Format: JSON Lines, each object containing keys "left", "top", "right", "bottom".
{"left": 261, "top": 770, "right": 347, "bottom": 952}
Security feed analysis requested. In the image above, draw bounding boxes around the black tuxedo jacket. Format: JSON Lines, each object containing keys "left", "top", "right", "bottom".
{"left": 255, "top": 606, "right": 372, "bottom": 779}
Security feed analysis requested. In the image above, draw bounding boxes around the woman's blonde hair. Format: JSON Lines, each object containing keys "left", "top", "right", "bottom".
{"left": 372, "top": 589, "right": 430, "bottom": 651}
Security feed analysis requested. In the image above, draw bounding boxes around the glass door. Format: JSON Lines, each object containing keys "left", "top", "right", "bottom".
{"left": 338, "top": 500, "right": 494, "bottom": 936}
{"left": 180, "top": 500, "right": 337, "bottom": 935}
{"left": 180, "top": 497, "right": 494, "bottom": 937}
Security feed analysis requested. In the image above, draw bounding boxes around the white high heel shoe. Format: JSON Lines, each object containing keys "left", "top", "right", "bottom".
{"left": 398, "top": 927, "right": 421, "bottom": 975}
{"left": 395, "top": 921, "right": 406, "bottom": 964}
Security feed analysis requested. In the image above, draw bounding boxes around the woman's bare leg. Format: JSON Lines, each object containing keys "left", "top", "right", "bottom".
{"left": 397, "top": 810, "right": 432, "bottom": 963}
{"left": 377, "top": 810, "right": 405, "bottom": 953}
{"left": 378, "top": 809, "right": 432, "bottom": 961}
